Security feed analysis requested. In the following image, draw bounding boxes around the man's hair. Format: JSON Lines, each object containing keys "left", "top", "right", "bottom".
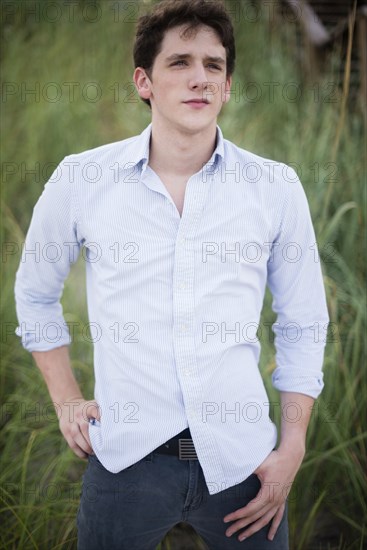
{"left": 133, "top": 0, "right": 236, "bottom": 107}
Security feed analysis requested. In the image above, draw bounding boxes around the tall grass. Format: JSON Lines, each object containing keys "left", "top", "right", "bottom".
{"left": 1, "top": 1, "right": 366, "bottom": 548}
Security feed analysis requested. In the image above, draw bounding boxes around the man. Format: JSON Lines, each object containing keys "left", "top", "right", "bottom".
{"left": 14, "top": 0, "right": 329, "bottom": 548}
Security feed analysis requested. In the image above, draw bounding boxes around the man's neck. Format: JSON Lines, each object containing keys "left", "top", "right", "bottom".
{"left": 148, "top": 119, "right": 218, "bottom": 179}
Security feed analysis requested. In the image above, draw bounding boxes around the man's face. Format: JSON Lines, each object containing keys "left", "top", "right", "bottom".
{"left": 134, "top": 24, "right": 232, "bottom": 134}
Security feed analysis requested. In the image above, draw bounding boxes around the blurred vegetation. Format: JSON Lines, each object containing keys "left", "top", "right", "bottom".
{"left": 1, "top": 1, "right": 366, "bottom": 549}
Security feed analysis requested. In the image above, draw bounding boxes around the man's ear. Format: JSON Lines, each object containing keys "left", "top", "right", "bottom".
{"left": 223, "top": 75, "right": 233, "bottom": 104}
{"left": 133, "top": 67, "right": 152, "bottom": 102}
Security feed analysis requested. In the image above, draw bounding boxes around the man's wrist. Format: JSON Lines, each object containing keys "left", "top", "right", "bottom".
{"left": 277, "top": 435, "right": 306, "bottom": 458}
{"left": 53, "top": 395, "right": 85, "bottom": 414}
{"left": 63, "top": 395, "right": 85, "bottom": 402}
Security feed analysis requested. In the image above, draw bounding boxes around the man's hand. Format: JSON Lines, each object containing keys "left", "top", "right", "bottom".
{"left": 57, "top": 398, "right": 101, "bottom": 459}
{"left": 223, "top": 446, "right": 305, "bottom": 542}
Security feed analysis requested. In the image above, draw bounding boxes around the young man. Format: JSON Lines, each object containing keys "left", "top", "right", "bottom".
{"left": 14, "top": 1, "right": 329, "bottom": 548}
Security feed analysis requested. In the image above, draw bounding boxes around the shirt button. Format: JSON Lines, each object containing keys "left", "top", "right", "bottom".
{"left": 180, "top": 238, "right": 186, "bottom": 246}
{"left": 184, "top": 369, "right": 191, "bottom": 376}
{"left": 180, "top": 324, "right": 188, "bottom": 333}
{"left": 178, "top": 281, "right": 187, "bottom": 290}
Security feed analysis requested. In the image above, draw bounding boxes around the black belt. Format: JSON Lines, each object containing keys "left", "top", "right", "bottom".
{"left": 153, "top": 427, "right": 198, "bottom": 460}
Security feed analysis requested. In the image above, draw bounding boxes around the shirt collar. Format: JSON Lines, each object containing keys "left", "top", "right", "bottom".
{"left": 126, "top": 122, "right": 225, "bottom": 171}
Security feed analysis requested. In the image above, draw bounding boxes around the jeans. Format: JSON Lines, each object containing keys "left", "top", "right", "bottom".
{"left": 77, "top": 451, "right": 289, "bottom": 550}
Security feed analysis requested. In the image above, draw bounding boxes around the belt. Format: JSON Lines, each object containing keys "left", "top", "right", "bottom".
{"left": 153, "top": 427, "right": 198, "bottom": 460}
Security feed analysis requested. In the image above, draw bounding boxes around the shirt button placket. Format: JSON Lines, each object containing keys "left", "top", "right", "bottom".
{"left": 173, "top": 178, "right": 209, "bottom": 447}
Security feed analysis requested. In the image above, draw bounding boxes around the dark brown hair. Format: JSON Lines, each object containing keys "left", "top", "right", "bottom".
{"left": 133, "top": 0, "right": 236, "bottom": 107}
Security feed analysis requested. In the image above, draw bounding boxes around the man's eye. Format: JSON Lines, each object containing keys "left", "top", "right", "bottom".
{"left": 208, "top": 64, "right": 221, "bottom": 70}
{"left": 172, "top": 60, "right": 187, "bottom": 66}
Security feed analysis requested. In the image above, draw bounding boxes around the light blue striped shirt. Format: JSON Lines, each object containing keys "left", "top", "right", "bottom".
{"left": 15, "top": 123, "right": 329, "bottom": 495}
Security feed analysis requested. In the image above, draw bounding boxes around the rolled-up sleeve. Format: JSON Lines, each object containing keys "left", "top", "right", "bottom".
{"left": 14, "top": 156, "right": 83, "bottom": 352}
{"left": 267, "top": 169, "right": 330, "bottom": 399}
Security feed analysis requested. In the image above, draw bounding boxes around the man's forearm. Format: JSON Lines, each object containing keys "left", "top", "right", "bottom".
{"left": 277, "top": 391, "right": 315, "bottom": 455}
{"left": 32, "top": 345, "right": 99, "bottom": 458}
{"left": 32, "top": 345, "right": 84, "bottom": 406}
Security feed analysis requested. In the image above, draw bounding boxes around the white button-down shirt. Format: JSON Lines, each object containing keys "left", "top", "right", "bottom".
{"left": 14, "top": 123, "right": 329, "bottom": 495}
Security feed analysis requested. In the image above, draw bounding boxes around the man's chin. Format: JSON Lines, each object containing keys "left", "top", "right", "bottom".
{"left": 174, "top": 116, "right": 217, "bottom": 135}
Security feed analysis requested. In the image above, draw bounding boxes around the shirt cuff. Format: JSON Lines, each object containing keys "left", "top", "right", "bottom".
{"left": 15, "top": 323, "right": 72, "bottom": 352}
{"left": 272, "top": 366, "right": 324, "bottom": 399}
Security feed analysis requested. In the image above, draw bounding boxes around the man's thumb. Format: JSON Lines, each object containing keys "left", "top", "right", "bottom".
{"left": 85, "top": 400, "right": 101, "bottom": 422}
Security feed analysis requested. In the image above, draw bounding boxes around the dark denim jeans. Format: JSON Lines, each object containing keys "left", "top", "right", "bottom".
{"left": 77, "top": 451, "right": 289, "bottom": 550}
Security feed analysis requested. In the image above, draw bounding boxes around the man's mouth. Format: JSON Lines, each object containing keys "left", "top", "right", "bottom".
{"left": 184, "top": 99, "right": 209, "bottom": 103}
{"left": 183, "top": 99, "right": 210, "bottom": 108}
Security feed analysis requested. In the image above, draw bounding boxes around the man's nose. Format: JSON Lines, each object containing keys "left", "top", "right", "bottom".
{"left": 188, "top": 63, "right": 209, "bottom": 90}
